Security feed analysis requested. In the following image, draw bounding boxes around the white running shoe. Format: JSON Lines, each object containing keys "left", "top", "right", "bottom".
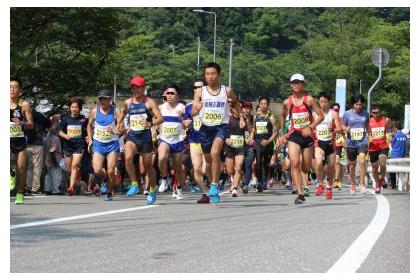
{"left": 159, "top": 179, "right": 168, "bottom": 193}
{"left": 172, "top": 189, "right": 183, "bottom": 200}
{"left": 360, "top": 185, "right": 367, "bottom": 194}
{"left": 231, "top": 189, "right": 238, "bottom": 197}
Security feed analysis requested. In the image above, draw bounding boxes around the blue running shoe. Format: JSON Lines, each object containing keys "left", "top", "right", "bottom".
{"left": 191, "top": 185, "right": 200, "bottom": 193}
{"left": 104, "top": 193, "right": 113, "bottom": 201}
{"left": 146, "top": 192, "right": 157, "bottom": 205}
{"left": 208, "top": 183, "right": 220, "bottom": 204}
{"left": 100, "top": 184, "right": 108, "bottom": 194}
{"left": 211, "top": 193, "right": 220, "bottom": 203}
{"left": 126, "top": 185, "right": 139, "bottom": 196}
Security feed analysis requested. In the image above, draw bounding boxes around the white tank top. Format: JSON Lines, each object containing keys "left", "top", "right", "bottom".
{"left": 199, "top": 85, "right": 229, "bottom": 126}
{"left": 159, "top": 103, "right": 184, "bottom": 144}
{"left": 315, "top": 109, "right": 333, "bottom": 141}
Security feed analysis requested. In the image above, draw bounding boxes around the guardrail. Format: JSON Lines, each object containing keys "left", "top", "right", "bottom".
{"left": 367, "top": 158, "right": 410, "bottom": 192}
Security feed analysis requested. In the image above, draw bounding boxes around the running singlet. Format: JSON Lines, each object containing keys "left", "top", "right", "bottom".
{"left": 127, "top": 97, "right": 153, "bottom": 142}
{"left": 93, "top": 105, "right": 118, "bottom": 143}
{"left": 255, "top": 112, "right": 273, "bottom": 142}
{"left": 184, "top": 102, "right": 202, "bottom": 144}
{"left": 342, "top": 109, "right": 369, "bottom": 148}
{"left": 315, "top": 109, "right": 333, "bottom": 141}
{"left": 199, "top": 85, "right": 229, "bottom": 126}
{"left": 59, "top": 115, "right": 87, "bottom": 151}
{"left": 10, "top": 105, "right": 25, "bottom": 138}
{"left": 159, "top": 103, "right": 184, "bottom": 145}
{"left": 229, "top": 114, "right": 246, "bottom": 148}
{"left": 369, "top": 116, "right": 388, "bottom": 151}
{"left": 287, "top": 94, "right": 314, "bottom": 136}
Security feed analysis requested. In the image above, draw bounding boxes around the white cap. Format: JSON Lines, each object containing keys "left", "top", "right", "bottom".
{"left": 290, "top": 73, "right": 305, "bottom": 82}
{"left": 402, "top": 128, "right": 409, "bottom": 135}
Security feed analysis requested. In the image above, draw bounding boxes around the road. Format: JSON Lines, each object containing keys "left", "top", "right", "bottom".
{"left": 10, "top": 183, "right": 409, "bottom": 273}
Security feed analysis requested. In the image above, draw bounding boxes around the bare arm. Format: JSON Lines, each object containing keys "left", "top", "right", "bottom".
{"left": 21, "top": 101, "right": 34, "bottom": 129}
{"left": 308, "top": 96, "right": 324, "bottom": 130}
{"left": 226, "top": 86, "right": 241, "bottom": 114}
{"left": 191, "top": 88, "right": 202, "bottom": 117}
{"left": 148, "top": 98, "right": 164, "bottom": 127}
{"left": 332, "top": 111, "right": 341, "bottom": 134}
{"left": 86, "top": 108, "right": 96, "bottom": 143}
{"left": 268, "top": 115, "right": 278, "bottom": 143}
{"left": 117, "top": 99, "right": 129, "bottom": 129}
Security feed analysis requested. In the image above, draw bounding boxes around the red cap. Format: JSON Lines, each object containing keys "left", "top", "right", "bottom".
{"left": 129, "top": 76, "right": 146, "bottom": 87}
{"left": 243, "top": 101, "right": 253, "bottom": 109}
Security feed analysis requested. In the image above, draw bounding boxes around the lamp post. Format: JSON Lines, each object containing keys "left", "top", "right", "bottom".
{"left": 193, "top": 9, "right": 216, "bottom": 62}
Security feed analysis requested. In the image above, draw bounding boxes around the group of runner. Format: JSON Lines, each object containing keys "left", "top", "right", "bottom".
{"left": 10, "top": 62, "right": 395, "bottom": 205}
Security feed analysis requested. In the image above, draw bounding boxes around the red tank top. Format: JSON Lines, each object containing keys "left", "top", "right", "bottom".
{"left": 287, "top": 94, "right": 313, "bottom": 137}
{"left": 369, "top": 116, "right": 388, "bottom": 151}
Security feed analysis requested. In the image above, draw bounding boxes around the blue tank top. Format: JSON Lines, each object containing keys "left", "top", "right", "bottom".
{"left": 184, "top": 102, "right": 202, "bottom": 143}
{"left": 93, "top": 105, "right": 118, "bottom": 143}
{"left": 127, "top": 97, "right": 153, "bottom": 143}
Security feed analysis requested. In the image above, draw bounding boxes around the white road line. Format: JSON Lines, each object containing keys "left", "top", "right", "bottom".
{"left": 11, "top": 205, "right": 159, "bottom": 230}
{"left": 327, "top": 189, "right": 390, "bottom": 273}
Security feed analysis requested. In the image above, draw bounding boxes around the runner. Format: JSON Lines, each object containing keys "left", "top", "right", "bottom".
{"left": 342, "top": 94, "right": 371, "bottom": 194}
{"left": 224, "top": 99, "right": 247, "bottom": 197}
{"left": 313, "top": 92, "right": 341, "bottom": 199}
{"left": 250, "top": 97, "right": 278, "bottom": 192}
{"left": 368, "top": 104, "right": 392, "bottom": 194}
{"left": 117, "top": 76, "right": 163, "bottom": 205}
{"left": 241, "top": 101, "right": 255, "bottom": 194}
{"left": 184, "top": 79, "right": 211, "bottom": 203}
{"left": 58, "top": 96, "right": 87, "bottom": 196}
{"left": 10, "top": 77, "right": 34, "bottom": 205}
{"left": 281, "top": 74, "right": 324, "bottom": 204}
{"left": 157, "top": 84, "right": 186, "bottom": 200}
{"left": 87, "top": 90, "right": 121, "bottom": 201}
{"left": 191, "top": 62, "right": 239, "bottom": 203}
{"left": 332, "top": 103, "right": 345, "bottom": 190}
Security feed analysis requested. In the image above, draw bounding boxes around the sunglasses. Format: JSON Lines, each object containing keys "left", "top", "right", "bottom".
{"left": 166, "top": 91, "right": 177, "bottom": 95}
{"left": 193, "top": 85, "right": 202, "bottom": 89}
{"left": 371, "top": 111, "right": 380, "bottom": 114}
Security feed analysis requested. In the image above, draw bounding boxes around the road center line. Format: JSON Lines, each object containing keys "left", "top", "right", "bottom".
{"left": 327, "top": 189, "right": 390, "bottom": 273}
{"left": 11, "top": 205, "right": 159, "bottom": 230}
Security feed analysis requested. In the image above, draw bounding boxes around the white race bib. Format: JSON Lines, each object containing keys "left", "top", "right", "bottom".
{"left": 193, "top": 118, "right": 201, "bottom": 131}
{"left": 162, "top": 123, "right": 180, "bottom": 137}
{"left": 350, "top": 128, "right": 364, "bottom": 141}
{"left": 130, "top": 114, "right": 148, "bottom": 131}
{"left": 67, "top": 125, "right": 82, "bottom": 138}
{"left": 10, "top": 122, "right": 24, "bottom": 138}
{"left": 292, "top": 112, "right": 310, "bottom": 129}
{"left": 316, "top": 124, "right": 332, "bottom": 140}
{"left": 371, "top": 127, "right": 385, "bottom": 140}
{"left": 230, "top": 135, "right": 244, "bottom": 148}
{"left": 256, "top": 121, "right": 268, "bottom": 134}
{"left": 94, "top": 125, "right": 113, "bottom": 142}
{"left": 202, "top": 109, "right": 224, "bottom": 126}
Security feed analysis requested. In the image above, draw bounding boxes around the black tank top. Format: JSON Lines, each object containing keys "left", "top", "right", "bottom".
{"left": 255, "top": 112, "right": 273, "bottom": 142}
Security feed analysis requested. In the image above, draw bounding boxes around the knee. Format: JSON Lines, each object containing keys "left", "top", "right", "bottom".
{"left": 210, "top": 150, "right": 220, "bottom": 160}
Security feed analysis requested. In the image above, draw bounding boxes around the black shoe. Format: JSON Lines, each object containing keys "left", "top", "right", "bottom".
{"left": 242, "top": 187, "right": 249, "bottom": 194}
{"left": 295, "top": 194, "right": 305, "bottom": 204}
{"left": 291, "top": 188, "right": 298, "bottom": 194}
{"left": 285, "top": 185, "right": 293, "bottom": 191}
{"left": 256, "top": 184, "right": 263, "bottom": 193}
{"left": 44, "top": 191, "right": 52, "bottom": 195}
{"left": 382, "top": 183, "right": 388, "bottom": 189}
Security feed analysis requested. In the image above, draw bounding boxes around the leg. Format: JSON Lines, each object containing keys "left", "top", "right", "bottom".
{"left": 255, "top": 142, "right": 264, "bottom": 184}
{"left": 378, "top": 153, "right": 388, "bottom": 181}
{"left": 314, "top": 147, "right": 325, "bottom": 185}
{"left": 232, "top": 155, "right": 245, "bottom": 189}
{"left": 157, "top": 143, "right": 170, "bottom": 178}
{"left": 124, "top": 141, "right": 139, "bottom": 184}
{"left": 31, "top": 146, "right": 44, "bottom": 193}
{"left": 15, "top": 150, "right": 27, "bottom": 194}
{"left": 70, "top": 154, "right": 83, "bottom": 192}
{"left": 172, "top": 152, "right": 186, "bottom": 190}
{"left": 142, "top": 153, "right": 156, "bottom": 191}
{"left": 210, "top": 138, "right": 224, "bottom": 184}
{"left": 25, "top": 146, "right": 34, "bottom": 192}
{"left": 288, "top": 141, "right": 303, "bottom": 195}
{"left": 243, "top": 148, "right": 255, "bottom": 186}
{"left": 358, "top": 152, "right": 367, "bottom": 188}
{"left": 106, "top": 152, "right": 118, "bottom": 194}
{"left": 191, "top": 146, "right": 206, "bottom": 193}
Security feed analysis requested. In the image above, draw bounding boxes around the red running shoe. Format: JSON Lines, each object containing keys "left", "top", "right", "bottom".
{"left": 67, "top": 186, "right": 74, "bottom": 196}
{"left": 326, "top": 187, "right": 332, "bottom": 199}
{"left": 93, "top": 185, "right": 100, "bottom": 197}
{"left": 315, "top": 184, "right": 325, "bottom": 196}
{"left": 375, "top": 185, "right": 381, "bottom": 194}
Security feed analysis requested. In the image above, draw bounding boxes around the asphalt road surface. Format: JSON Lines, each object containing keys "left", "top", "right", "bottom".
{"left": 10, "top": 182, "right": 409, "bottom": 273}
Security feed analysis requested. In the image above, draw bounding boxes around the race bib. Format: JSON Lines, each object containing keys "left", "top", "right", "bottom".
{"left": 256, "top": 121, "right": 268, "bottom": 134}
{"left": 244, "top": 131, "right": 250, "bottom": 142}
{"left": 95, "top": 126, "right": 112, "bottom": 142}
{"left": 292, "top": 112, "right": 310, "bottom": 129}
{"left": 162, "top": 123, "right": 180, "bottom": 137}
{"left": 371, "top": 127, "right": 385, "bottom": 140}
{"left": 316, "top": 125, "right": 332, "bottom": 140}
{"left": 350, "top": 128, "right": 364, "bottom": 141}
{"left": 230, "top": 135, "right": 244, "bottom": 148}
{"left": 193, "top": 118, "right": 201, "bottom": 131}
{"left": 202, "top": 110, "right": 223, "bottom": 126}
{"left": 10, "top": 122, "right": 24, "bottom": 138}
{"left": 67, "top": 125, "right": 82, "bottom": 138}
{"left": 130, "top": 114, "right": 148, "bottom": 131}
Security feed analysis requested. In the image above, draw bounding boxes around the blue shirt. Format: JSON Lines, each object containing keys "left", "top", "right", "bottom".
{"left": 343, "top": 109, "right": 369, "bottom": 148}
{"left": 184, "top": 102, "right": 202, "bottom": 143}
{"left": 59, "top": 115, "right": 87, "bottom": 151}
{"left": 390, "top": 131, "right": 407, "bottom": 158}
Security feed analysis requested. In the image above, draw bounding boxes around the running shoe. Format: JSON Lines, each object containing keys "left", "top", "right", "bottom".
{"left": 10, "top": 174, "right": 16, "bottom": 191}
{"left": 267, "top": 178, "right": 274, "bottom": 188}
{"left": 197, "top": 194, "right": 210, "bottom": 204}
{"left": 241, "top": 186, "right": 249, "bottom": 194}
{"left": 172, "top": 188, "right": 183, "bottom": 200}
{"left": 104, "top": 193, "right": 113, "bottom": 201}
{"left": 315, "top": 184, "right": 325, "bottom": 196}
{"left": 15, "top": 192, "right": 24, "bottom": 205}
{"left": 375, "top": 185, "right": 381, "bottom": 194}
{"left": 326, "top": 187, "right": 332, "bottom": 200}
{"left": 126, "top": 185, "right": 139, "bottom": 196}
{"left": 333, "top": 179, "right": 340, "bottom": 189}
{"left": 256, "top": 184, "right": 263, "bottom": 193}
{"left": 191, "top": 185, "right": 200, "bottom": 193}
{"left": 146, "top": 192, "right": 157, "bottom": 205}
{"left": 292, "top": 188, "right": 298, "bottom": 194}
{"left": 303, "top": 187, "right": 310, "bottom": 197}
{"left": 100, "top": 184, "right": 108, "bottom": 194}
{"left": 380, "top": 178, "right": 388, "bottom": 189}
{"left": 67, "top": 186, "right": 74, "bottom": 196}
{"left": 360, "top": 185, "right": 367, "bottom": 194}
{"left": 158, "top": 178, "right": 169, "bottom": 193}
{"left": 143, "top": 187, "right": 149, "bottom": 196}
{"left": 208, "top": 183, "right": 220, "bottom": 204}
{"left": 231, "top": 188, "right": 238, "bottom": 197}
{"left": 93, "top": 185, "right": 100, "bottom": 197}
{"left": 350, "top": 184, "right": 356, "bottom": 195}
{"left": 285, "top": 185, "right": 293, "bottom": 191}
{"left": 294, "top": 194, "right": 305, "bottom": 204}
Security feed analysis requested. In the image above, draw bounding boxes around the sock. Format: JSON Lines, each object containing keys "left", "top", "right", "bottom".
{"left": 149, "top": 186, "right": 156, "bottom": 193}
{"left": 131, "top": 181, "right": 139, "bottom": 186}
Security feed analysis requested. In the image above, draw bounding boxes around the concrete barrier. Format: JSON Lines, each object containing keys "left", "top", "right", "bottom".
{"left": 367, "top": 158, "right": 410, "bottom": 191}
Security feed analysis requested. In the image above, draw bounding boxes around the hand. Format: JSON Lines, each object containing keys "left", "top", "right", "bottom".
{"left": 183, "top": 119, "right": 192, "bottom": 127}
{"left": 225, "top": 138, "right": 232, "bottom": 146}
{"left": 87, "top": 140, "right": 93, "bottom": 153}
{"left": 140, "top": 118, "right": 151, "bottom": 128}
{"left": 301, "top": 127, "right": 312, "bottom": 137}
{"left": 65, "top": 134, "right": 71, "bottom": 141}
{"left": 11, "top": 117, "right": 20, "bottom": 124}
{"left": 261, "top": 139, "right": 270, "bottom": 146}
{"left": 249, "top": 139, "right": 255, "bottom": 146}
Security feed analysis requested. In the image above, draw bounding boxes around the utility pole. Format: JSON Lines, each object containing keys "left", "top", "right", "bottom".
{"left": 197, "top": 35, "right": 200, "bottom": 75}
{"left": 113, "top": 73, "right": 117, "bottom": 103}
{"left": 228, "top": 38, "right": 234, "bottom": 87}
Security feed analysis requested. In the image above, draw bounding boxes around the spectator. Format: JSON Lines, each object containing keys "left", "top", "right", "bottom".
{"left": 389, "top": 124, "right": 408, "bottom": 189}
{"left": 44, "top": 117, "right": 64, "bottom": 195}
{"left": 25, "top": 99, "right": 53, "bottom": 195}
{"left": 402, "top": 128, "right": 410, "bottom": 157}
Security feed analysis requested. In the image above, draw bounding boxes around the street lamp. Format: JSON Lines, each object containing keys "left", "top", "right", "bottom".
{"left": 193, "top": 9, "right": 216, "bottom": 62}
